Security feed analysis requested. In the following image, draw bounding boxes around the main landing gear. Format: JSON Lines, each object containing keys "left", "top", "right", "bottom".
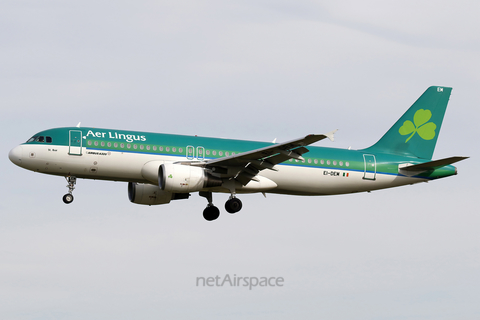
{"left": 200, "top": 191, "right": 243, "bottom": 221}
{"left": 63, "top": 176, "right": 77, "bottom": 204}
{"left": 225, "top": 197, "right": 242, "bottom": 213}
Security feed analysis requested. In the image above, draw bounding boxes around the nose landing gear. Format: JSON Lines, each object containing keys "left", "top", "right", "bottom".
{"left": 63, "top": 176, "right": 77, "bottom": 204}
{"left": 62, "top": 193, "right": 74, "bottom": 204}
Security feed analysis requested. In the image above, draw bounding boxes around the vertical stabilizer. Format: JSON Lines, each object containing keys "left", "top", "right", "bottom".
{"left": 362, "top": 86, "right": 452, "bottom": 159}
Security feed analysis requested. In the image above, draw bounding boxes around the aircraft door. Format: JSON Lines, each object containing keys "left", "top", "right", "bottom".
{"left": 363, "top": 154, "right": 376, "bottom": 180}
{"left": 69, "top": 130, "right": 83, "bottom": 155}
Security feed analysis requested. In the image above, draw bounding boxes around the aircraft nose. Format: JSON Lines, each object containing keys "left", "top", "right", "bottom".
{"left": 8, "top": 145, "right": 23, "bottom": 166}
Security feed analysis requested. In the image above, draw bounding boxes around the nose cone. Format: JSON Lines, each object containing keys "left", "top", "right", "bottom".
{"left": 8, "top": 145, "right": 23, "bottom": 166}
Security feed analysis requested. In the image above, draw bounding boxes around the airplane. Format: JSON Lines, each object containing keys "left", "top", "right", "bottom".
{"left": 8, "top": 86, "right": 468, "bottom": 221}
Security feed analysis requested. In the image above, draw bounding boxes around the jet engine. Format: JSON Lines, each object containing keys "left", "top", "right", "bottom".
{"left": 159, "top": 163, "right": 222, "bottom": 193}
{"left": 128, "top": 182, "right": 189, "bottom": 205}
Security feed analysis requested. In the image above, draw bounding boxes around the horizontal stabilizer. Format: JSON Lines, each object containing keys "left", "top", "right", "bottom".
{"left": 400, "top": 156, "right": 469, "bottom": 172}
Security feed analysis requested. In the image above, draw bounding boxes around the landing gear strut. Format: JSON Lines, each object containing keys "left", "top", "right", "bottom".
{"left": 200, "top": 191, "right": 220, "bottom": 221}
{"left": 63, "top": 176, "right": 77, "bottom": 204}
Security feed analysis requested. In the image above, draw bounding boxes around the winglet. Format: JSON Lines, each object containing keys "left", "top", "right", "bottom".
{"left": 325, "top": 129, "right": 338, "bottom": 142}
{"left": 76, "top": 122, "right": 81, "bottom": 128}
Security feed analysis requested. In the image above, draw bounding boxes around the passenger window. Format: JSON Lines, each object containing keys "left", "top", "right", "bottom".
{"left": 46, "top": 136, "right": 52, "bottom": 143}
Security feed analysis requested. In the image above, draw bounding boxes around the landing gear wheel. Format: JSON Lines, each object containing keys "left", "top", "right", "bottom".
{"left": 63, "top": 194, "right": 74, "bottom": 204}
{"left": 225, "top": 198, "right": 242, "bottom": 214}
{"left": 203, "top": 206, "right": 220, "bottom": 221}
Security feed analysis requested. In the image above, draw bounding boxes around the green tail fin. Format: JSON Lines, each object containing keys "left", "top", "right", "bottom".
{"left": 362, "top": 86, "right": 452, "bottom": 159}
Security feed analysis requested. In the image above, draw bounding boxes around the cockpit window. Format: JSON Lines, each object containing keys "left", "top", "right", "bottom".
{"left": 26, "top": 135, "right": 52, "bottom": 143}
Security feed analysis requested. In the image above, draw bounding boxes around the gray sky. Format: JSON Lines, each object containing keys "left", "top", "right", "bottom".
{"left": 1, "top": 1, "right": 479, "bottom": 319}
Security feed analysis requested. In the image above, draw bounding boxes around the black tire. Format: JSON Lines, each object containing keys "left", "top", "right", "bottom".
{"left": 203, "top": 206, "right": 220, "bottom": 221}
{"left": 63, "top": 194, "right": 74, "bottom": 204}
{"left": 225, "top": 198, "right": 242, "bottom": 214}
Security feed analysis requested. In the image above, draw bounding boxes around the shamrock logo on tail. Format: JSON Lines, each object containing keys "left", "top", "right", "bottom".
{"left": 399, "top": 109, "right": 437, "bottom": 143}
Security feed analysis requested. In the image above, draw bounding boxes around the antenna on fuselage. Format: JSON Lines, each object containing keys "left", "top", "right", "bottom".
{"left": 76, "top": 122, "right": 81, "bottom": 128}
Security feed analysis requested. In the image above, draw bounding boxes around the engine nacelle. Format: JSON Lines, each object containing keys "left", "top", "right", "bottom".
{"left": 159, "top": 163, "right": 222, "bottom": 193}
{"left": 128, "top": 182, "right": 189, "bottom": 205}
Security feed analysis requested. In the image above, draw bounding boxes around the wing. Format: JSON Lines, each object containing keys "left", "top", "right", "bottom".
{"left": 194, "top": 130, "right": 337, "bottom": 186}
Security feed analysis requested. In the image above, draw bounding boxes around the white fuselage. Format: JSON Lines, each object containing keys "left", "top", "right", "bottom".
{"left": 11, "top": 143, "right": 425, "bottom": 196}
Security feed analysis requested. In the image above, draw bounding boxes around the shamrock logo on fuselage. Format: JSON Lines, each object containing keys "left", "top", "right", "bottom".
{"left": 399, "top": 109, "right": 437, "bottom": 143}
